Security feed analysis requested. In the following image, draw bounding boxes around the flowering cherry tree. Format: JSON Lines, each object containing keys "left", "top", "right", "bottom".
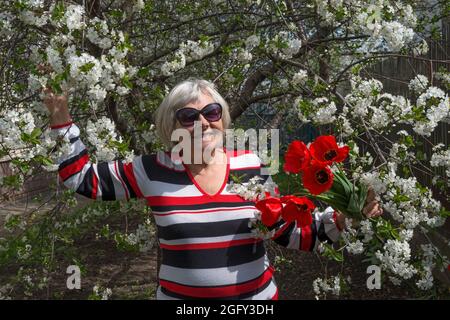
{"left": 0, "top": 0, "right": 449, "bottom": 299}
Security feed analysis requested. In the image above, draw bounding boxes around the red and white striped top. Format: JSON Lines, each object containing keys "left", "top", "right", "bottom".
{"left": 51, "top": 122, "right": 342, "bottom": 300}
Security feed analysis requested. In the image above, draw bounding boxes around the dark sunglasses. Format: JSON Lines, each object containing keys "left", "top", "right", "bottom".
{"left": 175, "top": 103, "right": 222, "bottom": 127}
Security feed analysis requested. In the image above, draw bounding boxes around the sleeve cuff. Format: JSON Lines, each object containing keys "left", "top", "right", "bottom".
{"left": 314, "top": 206, "right": 342, "bottom": 243}
{"left": 333, "top": 210, "right": 344, "bottom": 232}
{"left": 50, "top": 120, "right": 73, "bottom": 129}
{"left": 49, "top": 122, "right": 80, "bottom": 139}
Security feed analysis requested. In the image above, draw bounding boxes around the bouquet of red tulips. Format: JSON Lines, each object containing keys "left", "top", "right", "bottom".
{"left": 254, "top": 135, "right": 368, "bottom": 230}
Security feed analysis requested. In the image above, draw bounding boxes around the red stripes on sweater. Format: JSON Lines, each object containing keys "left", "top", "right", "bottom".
{"left": 300, "top": 225, "right": 313, "bottom": 251}
{"left": 91, "top": 171, "right": 98, "bottom": 200}
{"left": 123, "top": 162, "right": 144, "bottom": 198}
{"left": 58, "top": 154, "right": 89, "bottom": 181}
{"left": 147, "top": 194, "right": 249, "bottom": 206}
{"left": 160, "top": 266, "right": 274, "bottom": 298}
{"left": 159, "top": 238, "right": 262, "bottom": 251}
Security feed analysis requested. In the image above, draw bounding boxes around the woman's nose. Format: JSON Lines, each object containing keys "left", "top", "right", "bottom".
{"left": 198, "top": 114, "right": 210, "bottom": 127}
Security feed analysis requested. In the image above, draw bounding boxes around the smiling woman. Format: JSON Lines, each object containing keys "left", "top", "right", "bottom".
{"left": 154, "top": 79, "right": 231, "bottom": 149}
{"left": 44, "top": 78, "right": 379, "bottom": 300}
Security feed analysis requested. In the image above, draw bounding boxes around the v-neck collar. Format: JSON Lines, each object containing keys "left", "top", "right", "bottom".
{"left": 182, "top": 148, "right": 230, "bottom": 198}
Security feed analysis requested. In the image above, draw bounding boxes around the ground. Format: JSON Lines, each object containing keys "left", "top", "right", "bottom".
{"left": 0, "top": 192, "right": 449, "bottom": 300}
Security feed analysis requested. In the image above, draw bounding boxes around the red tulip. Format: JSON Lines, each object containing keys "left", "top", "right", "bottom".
{"left": 309, "top": 135, "right": 349, "bottom": 165}
{"left": 255, "top": 196, "right": 283, "bottom": 226}
{"left": 302, "top": 160, "right": 334, "bottom": 195}
{"left": 284, "top": 140, "right": 311, "bottom": 174}
{"left": 280, "top": 195, "right": 315, "bottom": 228}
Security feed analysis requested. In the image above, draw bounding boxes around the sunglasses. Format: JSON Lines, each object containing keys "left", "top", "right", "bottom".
{"left": 175, "top": 103, "right": 222, "bottom": 127}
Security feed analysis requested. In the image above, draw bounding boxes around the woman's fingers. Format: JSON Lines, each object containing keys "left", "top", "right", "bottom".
{"left": 362, "top": 187, "right": 384, "bottom": 218}
{"left": 363, "top": 199, "right": 376, "bottom": 214}
{"left": 373, "top": 208, "right": 383, "bottom": 217}
{"left": 363, "top": 200, "right": 383, "bottom": 218}
{"left": 367, "top": 205, "right": 383, "bottom": 217}
{"left": 365, "top": 187, "right": 376, "bottom": 204}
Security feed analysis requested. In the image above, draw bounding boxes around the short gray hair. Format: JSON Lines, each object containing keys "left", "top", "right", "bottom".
{"left": 154, "top": 78, "right": 231, "bottom": 148}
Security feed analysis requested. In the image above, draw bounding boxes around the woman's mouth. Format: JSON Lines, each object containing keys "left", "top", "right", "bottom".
{"left": 202, "top": 132, "right": 214, "bottom": 142}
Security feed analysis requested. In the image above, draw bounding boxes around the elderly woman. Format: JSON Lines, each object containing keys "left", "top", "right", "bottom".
{"left": 44, "top": 78, "right": 383, "bottom": 300}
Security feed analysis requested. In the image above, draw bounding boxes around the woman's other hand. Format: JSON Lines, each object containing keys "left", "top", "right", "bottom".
{"left": 38, "top": 64, "right": 72, "bottom": 126}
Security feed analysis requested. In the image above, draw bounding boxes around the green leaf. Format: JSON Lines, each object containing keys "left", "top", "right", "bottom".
{"left": 51, "top": 2, "right": 65, "bottom": 21}
{"left": 321, "top": 243, "right": 344, "bottom": 262}
{"left": 122, "top": 75, "right": 133, "bottom": 89}
{"left": 21, "top": 127, "right": 42, "bottom": 145}
{"left": 79, "top": 62, "right": 96, "bottom": 73}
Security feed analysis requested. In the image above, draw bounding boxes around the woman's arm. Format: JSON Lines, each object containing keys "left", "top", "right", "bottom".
{"left": 269, "top": 188, "right": 383, "bottom": 252}
{"left": 43, "top": 86, "right": 143, "bottom": 201}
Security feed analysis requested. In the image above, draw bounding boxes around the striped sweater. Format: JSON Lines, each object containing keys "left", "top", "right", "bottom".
{"left": 51, "top": 122, "right": 342, "bottom": 300}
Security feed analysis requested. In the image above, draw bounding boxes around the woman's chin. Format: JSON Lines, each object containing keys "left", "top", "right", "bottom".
{"left": 201, "top": 140, "right": 216, "bottom": 150}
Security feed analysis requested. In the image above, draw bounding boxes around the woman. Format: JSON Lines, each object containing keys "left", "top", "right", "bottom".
{"left": 44, "top": 78, "right": 383, "bottom": 300}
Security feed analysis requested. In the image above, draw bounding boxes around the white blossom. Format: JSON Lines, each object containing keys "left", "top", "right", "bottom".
{"left": 375, "top": 240, "right": 417, "bottom": 280}
{"left": 380, "top": 21, "right": 414, "bottom": 51}
{"left": 161, "top": 51, "right": 186, "bottom": 76}
{"left": 133, "top": 0, "right": 146, "bottom": 12}
{"left": 45, "top": 46, "right": 64, "bottom": 74}
{"left": 245, "top": 34, "right": 260, "bottom": 50}
{"left": 291, "top": 69, "right": 308, "bottom": 86}
{"left": 227, "top": 175, "right": 278, "bottom": 201}
{"left": 236, "top": 49, "right": 252, "bottom": 63}
{"left": 359, "top": 219, "right": 374, "bottom": 243}
{"left": 86, "top": 18, "right": 112, "bottom": 49}
{"left": 93, "top": 285, "right": 112, "bottom": 300}
{"left": 313, "top": 276, "right": 341, "bottom": 299}
{"left": 267, "top": 31, "right": 301, "bottom": 59}
{"left": 408, "top": 75, "right": 429, "bottom": 93}
{"left": 64, "top": 5, "right": 85, "bottom": 32}
{"left": 180, "top": 40, "right": 215, "bottom": 61}
{"left": 399, "top": 229, "right": 414, "bottom": 242}
{"left": 413, "top": 87, "right": 449, "bottom": 136}
{"left": 311, "top": 97, "right": 337, "bottom": 124}
{"left": 346, "top": 240, "right": 364, "bottom": 255}
{"left": 86, "top": 116, "right": 122, "bottom": 162}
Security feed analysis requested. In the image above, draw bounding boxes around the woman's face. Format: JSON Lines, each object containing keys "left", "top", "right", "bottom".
{"left": 174, "top": 92, "right": 224, "bottom": 151}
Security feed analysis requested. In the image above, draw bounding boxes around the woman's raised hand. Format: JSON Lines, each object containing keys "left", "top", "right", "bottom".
{"left": 38, "top": 64, "right": 72, "bottom": 126}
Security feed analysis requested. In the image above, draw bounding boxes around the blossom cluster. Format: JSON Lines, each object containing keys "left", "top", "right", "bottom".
{"left": 120, "top": 219, "right": 157, "bottom": 253}
{"left": 85, "top": 116, "right": 134, "bottom": 162}
{"left": 342, "top": 76, "right": 449, "bottom": 137}
{"left": 0, "top": 107, "right": 69, "bottom": 174}
{"left": 267, "top": 31, "right": 302, "bottom": 59}
{"left": 161, "top": 39, "right": 216, "bottom": 76}
{"left": 412, "top": 87, "right": 449, "bottom": 136}
{"left": 227, "top": 175, "right": 278, "bottom": 201}
{"left": 296, "top": 96, "right": 337, "bottom": 125}
{"left": 16, "top": 3, "right": 135, "bottom": 108}
{"left": 408, "top": 74, "right": 429, "bottom": 94}
{"left": 313, "top": 276, "right": 342, "bottom": 300}
{"left": 375, "top": 239, "right": 417, "bottom": 280}
{"left": 92, "top": 285, "right": 112, "bottom": 300}
{"left": 430, "top": 144, "right": 450, "bottom": 180}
